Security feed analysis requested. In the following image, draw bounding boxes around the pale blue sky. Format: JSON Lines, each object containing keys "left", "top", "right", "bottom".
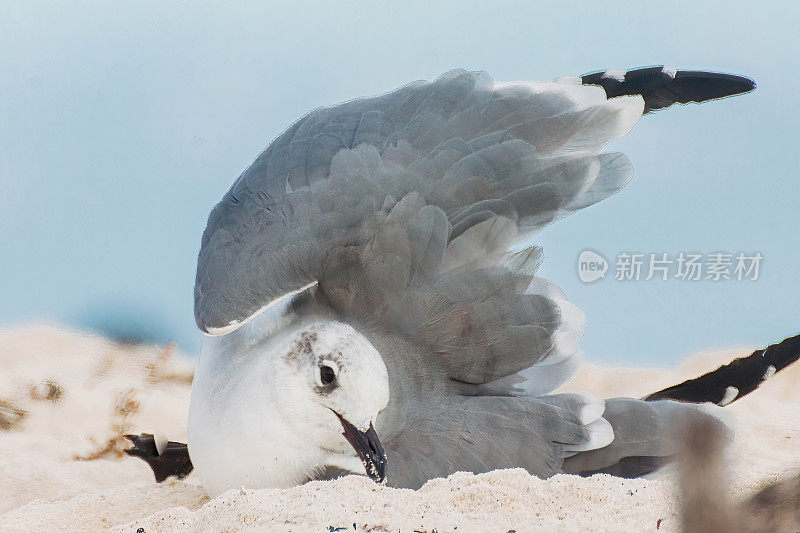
{"left": 1, "top": 1, "right": 798, "bottom": 364}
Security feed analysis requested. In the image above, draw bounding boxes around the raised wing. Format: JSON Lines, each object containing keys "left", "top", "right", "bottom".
{"left": 197, "top": 69, "right": 652, "bottom": 334}
{"left": 196, "top": 65, "right": 753, "bottom": 378}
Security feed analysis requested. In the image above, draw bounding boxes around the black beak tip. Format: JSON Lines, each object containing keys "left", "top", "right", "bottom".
{"left": 334, "top": 412, "right": 388, "bottom": 485}
{"left": 364, "top": 427, "right": 387, "bottom": 484}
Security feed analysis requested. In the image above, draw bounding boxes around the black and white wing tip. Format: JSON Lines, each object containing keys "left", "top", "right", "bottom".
{"left": 124, "top": 433, "right": 194, "bottom": 483}
{"left": 581, "top": 65, "right": 756, "bottom": 113}
{"left": 644, "top": 333, "right": 800, "bottom": 406}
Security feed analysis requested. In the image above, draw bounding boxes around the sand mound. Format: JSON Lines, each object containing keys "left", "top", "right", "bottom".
{"left": 0, "top": 325, "right": 797, "bottom": 532}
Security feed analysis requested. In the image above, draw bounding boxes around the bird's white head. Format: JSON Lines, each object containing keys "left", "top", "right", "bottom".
{"left": 188, "top": 308, "right": 390, "bottom": 496}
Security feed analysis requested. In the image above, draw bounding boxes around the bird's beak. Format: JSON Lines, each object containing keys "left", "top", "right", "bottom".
{"left": 334, "top": 412, "right": 387, "bottom": 484}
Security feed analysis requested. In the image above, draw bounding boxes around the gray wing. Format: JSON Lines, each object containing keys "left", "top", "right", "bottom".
{"left": 194, "top": 69, "right": 643, "bottom": 334}
{"left": 562, "top": 398, "right": 732, "bottom": 477}
{"left": 379, "top": 395, "right": 606, "bottom": 489}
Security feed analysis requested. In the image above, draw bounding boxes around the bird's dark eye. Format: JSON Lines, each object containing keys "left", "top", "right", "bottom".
{"left": 320, "top": 365, "right": 336, "bottom": 385}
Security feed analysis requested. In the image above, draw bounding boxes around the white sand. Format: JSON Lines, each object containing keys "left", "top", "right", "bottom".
{"left": 0, "top": 325, "right": 797, "bottom": 532}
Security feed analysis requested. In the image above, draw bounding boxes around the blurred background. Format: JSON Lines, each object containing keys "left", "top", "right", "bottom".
{"left": 1, "top": 1, "right": 798, "bottom": 365}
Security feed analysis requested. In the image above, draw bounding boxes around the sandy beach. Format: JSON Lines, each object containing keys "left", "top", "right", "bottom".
{"left": 0, "top": 324, "right": 797, "bottom": 532}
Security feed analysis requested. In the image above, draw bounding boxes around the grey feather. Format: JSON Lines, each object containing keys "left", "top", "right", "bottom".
{"left": 562, "top": 398, "right": 732, "bottom": 476}
{"left": 404, "top": 205, "right": 450, "bottom": 279}
{"left": 442, "top": 214, "right": 518, "bottom": 272}
{"left": 377, "top": 393, "right": 592, "bottom": 489}
{"left": 194, "top": 70, "right": 645, "bottom": 333}
{"left": 502, "top": 246, "right": 544, "bottom": 278}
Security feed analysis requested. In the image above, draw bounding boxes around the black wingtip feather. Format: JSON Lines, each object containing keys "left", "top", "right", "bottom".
{"left": 124, "top": 433, "right": 194, "bottom": 483}
{"left": 581, "top": 65, "right": 756, "bottom": 113}
{"left": 644, "top": 333, "right": 800, "bottom": 405}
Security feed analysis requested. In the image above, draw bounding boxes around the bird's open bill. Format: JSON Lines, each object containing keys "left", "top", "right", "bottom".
{"left": 334, "top": 411, "right": 387, "bottom": 484}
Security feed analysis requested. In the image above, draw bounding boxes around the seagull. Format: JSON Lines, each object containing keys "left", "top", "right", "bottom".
{"left": 127, "top": 65, "right": 800, "bottom": 496}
